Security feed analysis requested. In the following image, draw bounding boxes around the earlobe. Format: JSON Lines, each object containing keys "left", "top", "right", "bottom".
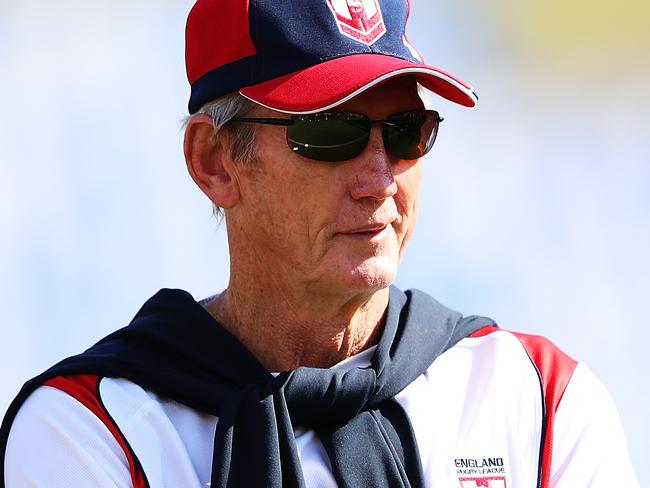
{"left": 183, "top": 114, "right": 241, "bottom": 209}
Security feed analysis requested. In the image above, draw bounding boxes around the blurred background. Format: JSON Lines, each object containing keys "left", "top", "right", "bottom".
{"left": 1, "top": 0, "right": 647, "bottom": 481}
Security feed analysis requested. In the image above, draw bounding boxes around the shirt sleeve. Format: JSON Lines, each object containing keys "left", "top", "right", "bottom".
{"left": 550, "top": 362, "right": 639, "bottom": 487}
{"left": 4, "top": 385, "right": 133, "bottom": 488}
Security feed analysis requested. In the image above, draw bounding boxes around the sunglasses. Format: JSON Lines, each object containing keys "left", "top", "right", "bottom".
{"left": 229, "top": 109, "right": 443, "bottom": 162}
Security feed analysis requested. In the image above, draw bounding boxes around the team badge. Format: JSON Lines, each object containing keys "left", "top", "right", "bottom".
{"left": 455, "top": 457, "right": 508, "bottom": 487}
{"left": 326, "top": 0, "right": 387, "bottom": 45}
{"left": 459, "top": 476, "right": 507, "bottom": 488}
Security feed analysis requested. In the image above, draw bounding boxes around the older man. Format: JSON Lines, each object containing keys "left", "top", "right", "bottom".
{"left": 1, "top": 1, "right": 638, "bottom": 487}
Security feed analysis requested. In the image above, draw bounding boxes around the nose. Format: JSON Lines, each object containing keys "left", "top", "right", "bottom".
{"left": 349, "top": 126, "right": 398, "bottom": 201}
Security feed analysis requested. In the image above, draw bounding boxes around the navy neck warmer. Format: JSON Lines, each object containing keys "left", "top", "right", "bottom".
{"left": 0, "top": 286, "right": 495, "bottom": 488}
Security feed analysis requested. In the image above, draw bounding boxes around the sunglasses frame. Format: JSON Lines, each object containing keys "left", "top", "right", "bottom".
{"left": 229, "top": 109, "right": 443, "bottom": 162}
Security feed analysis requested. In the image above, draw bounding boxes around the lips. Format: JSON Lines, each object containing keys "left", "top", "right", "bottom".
{"left": 348, "top": 223, "right": 389, "bottom": 234}
{"left": 338, "top": 221, "right": 394, "bottom": 240}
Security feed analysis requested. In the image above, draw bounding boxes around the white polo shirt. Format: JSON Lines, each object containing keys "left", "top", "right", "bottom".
{"left": 4, "top": 329, "right": 638, "bottom": 487}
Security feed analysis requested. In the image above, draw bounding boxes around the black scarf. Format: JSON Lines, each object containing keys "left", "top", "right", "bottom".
{"left": 0, "top": 286, "right": 495, "bottom": 487}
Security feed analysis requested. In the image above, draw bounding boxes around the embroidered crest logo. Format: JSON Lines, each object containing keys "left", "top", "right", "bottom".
{"left": 459, "top": 476, "right": 507, "bottom": 488}
{"left": 326, "top": 0, "right": 387, "bottom": 45}
{"left": 455, "top": 457, "right": 508, "bottom": 488}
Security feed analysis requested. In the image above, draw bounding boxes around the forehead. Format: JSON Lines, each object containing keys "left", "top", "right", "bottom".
{"left": 337, "top": 76, "right": 424, "bottom": 114}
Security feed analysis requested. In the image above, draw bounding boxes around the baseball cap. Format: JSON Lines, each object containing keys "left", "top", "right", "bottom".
{"left": 185, "top": 0, "right": 478, "bottom": 114}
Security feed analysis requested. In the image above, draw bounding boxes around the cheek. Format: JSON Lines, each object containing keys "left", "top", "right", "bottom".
{"left": 394, "top": 163, "right": 423, "bottom": 247}
{"left": 239, "top": 148, "right": 343, "bottom": 249}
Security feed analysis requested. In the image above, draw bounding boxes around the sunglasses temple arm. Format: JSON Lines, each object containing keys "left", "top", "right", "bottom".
{"left": 229, "top": 117, "right": 295, "bottom": 126}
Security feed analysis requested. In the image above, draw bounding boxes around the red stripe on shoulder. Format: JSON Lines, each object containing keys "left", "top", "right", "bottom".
{"left": 469, "top": 325, "right": 500, "bottom": 338}
{"left": 466, "top": 327, "right": 578, "bottom": 487}
{"left": 511, "top": 333, "right": 578, "bottom": 488}
{"left": 43, "top": 375, "right": 148, "bottom": 488}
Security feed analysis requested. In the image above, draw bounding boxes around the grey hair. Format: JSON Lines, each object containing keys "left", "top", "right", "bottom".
{"left": 182, "top": 93, "right": 258, "bottom": 219}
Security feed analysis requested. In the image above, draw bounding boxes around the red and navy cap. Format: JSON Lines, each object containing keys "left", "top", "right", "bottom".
{"left": 185, "top": 0, "right": 478, "bottom": 114}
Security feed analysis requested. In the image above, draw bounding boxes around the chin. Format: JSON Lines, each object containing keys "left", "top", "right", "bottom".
{"left": 344, "top": 256, "right": 399, "bottom": 294}
{"left": 315, "top": 242, "right": 401, "bottom": 296}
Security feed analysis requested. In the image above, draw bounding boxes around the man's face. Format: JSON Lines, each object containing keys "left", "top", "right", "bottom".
{"left": 228, "top": 78, "right": 426, "bottom": 298}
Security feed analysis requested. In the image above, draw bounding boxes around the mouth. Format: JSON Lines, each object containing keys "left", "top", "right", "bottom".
{"left": 340, "top": 223, "right": 392, "bottom": 240}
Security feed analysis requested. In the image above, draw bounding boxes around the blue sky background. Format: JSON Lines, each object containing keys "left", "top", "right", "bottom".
{"left": 1, "top": 0, "right": 648, "bottom": 481}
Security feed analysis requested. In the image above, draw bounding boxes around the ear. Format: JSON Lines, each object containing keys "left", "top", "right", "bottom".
{"left": 183, "top": 114, "right": 241, "bottom": 209}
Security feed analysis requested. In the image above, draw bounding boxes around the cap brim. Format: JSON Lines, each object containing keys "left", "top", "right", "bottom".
{"left": 239, "top": 53, "right": 478, "bottom": 114}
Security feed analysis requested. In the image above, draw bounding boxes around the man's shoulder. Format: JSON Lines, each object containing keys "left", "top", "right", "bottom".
{"left": 7, "top": 375, "right": 155, "bottom": 436}
{"left": 3, "top": 374, "right": 216, "bottom": 488}
{"left": 453, "top": 326, "right": 579, "bottom": 387}
{"left": 9, "top": 375, "right": 184, "bottom": 436}
{"left": 396, "top": 286, "right": 579, "bottom": 394}
{"left": 2, "top": 376, "right": 153, "bottom": 488}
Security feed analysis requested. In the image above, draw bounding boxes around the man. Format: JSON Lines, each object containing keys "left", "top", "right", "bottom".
{"left": 1, "top": 0, "right": 638, "bottom": 487}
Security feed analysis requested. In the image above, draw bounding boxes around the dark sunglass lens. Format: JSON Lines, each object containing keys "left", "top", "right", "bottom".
{"left": 384, "top": 111, "right": 439, "bottom": 160}
{"left": 287, "top": 114, "right": 370, "bottom": 162}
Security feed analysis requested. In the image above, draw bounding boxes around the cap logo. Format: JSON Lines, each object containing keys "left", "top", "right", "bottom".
{"left": 326, "top": 0, "right": 387, "bottom": 46}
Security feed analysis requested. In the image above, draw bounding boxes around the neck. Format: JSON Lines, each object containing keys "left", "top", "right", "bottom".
{"left": 204, "top": 281, "right": 389, "bottom": 372}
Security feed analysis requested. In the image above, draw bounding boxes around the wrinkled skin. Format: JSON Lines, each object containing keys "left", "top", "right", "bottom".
{"left": 185, "top": 77, "right": 431, "bottom": 369}
{"left": 229, "top": 78, "right": 425, "bottom": 302}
